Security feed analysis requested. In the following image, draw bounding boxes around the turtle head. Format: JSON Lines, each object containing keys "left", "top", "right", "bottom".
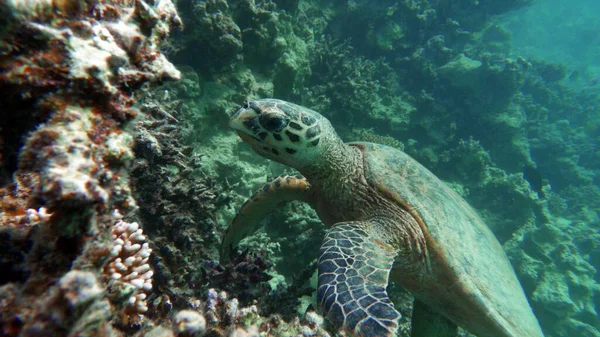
{"left": 230, "top": 99, "right": 341, "bottom": 172}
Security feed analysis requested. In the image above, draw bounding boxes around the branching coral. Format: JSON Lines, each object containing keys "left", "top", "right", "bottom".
{"left": 201, "top": 250, "right": 274, "bottom": 307}
{"left": 175, "top": 0, "right": 243, "bottom": 74}
{"left": 302, "top": 35, "right": 398, "bottom": 123}
{"left": 197, "top": 288, "right": 331, "bottom": 337}
{"left": 104, "top": 219, "right": 153, "bottom": 315}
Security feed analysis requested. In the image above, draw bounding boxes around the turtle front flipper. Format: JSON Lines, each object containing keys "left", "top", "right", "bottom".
{"left": 220, "top": 175, "right": 311, "bottom": 264}
{"left": 318, "top": 221, "right": 400, "bottom": 337}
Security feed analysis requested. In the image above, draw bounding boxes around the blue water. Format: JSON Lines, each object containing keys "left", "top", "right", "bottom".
{"left": 503, "top": 0, "right": 600, "bottom": 88}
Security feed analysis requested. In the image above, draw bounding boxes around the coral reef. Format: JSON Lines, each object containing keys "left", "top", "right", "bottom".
{"left": 506, "top": 212, "right": 600, "bottom": 336}
{"left": 128, "top": 89, "right": 226, "bottom": 307}
{"left": 19, "top": 270, "right": 113, "bottom": 337}
{"left": 301, "top": 35, "right": 403, "bottom": 127}
{"left": 162, "top": 0, "right": 599, "bottom": 336}
{"left": 0, "top": 0, "right": 183, "bottom": 334}
{"left": 104, "top": 219, "right": 153, "bottom": 315}
{"left": 127, "top": 86, "right": 318, "bottom": 333}
{"left": 1, "top": 0, "right": 598, "bottom": 336}
{"left": 174, "top": 310, "right": 207, "bottom": 337}
{"left": 203, "top": 250, "right": 273, "bottom": 305}
{"left": 178, "top": 0, "right": 243, "bottom": 74}
{"left": 197, "top": 288, "right": 331, "bottom": 337}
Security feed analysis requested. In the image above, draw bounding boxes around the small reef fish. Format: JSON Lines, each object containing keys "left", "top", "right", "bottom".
{"left": 523, "top": 164, "right": 545, "bottom": 198}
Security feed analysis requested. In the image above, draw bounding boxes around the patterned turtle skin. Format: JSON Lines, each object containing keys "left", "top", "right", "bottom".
{"left": 222, "top": 99, "right": 545, "bottom": 337}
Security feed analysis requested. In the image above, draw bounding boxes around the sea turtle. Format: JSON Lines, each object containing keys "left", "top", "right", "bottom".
{"left": 221, "top": 99, "right": 544, "bottom": 337}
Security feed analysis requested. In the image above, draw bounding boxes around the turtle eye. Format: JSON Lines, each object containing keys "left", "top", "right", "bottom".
{"left": 259, "top": 113, "right": 288, "bottom": 132}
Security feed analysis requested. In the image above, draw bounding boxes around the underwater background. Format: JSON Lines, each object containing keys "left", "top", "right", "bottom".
{"left": 0, "top": 0, "right": 598, "bottom": 336}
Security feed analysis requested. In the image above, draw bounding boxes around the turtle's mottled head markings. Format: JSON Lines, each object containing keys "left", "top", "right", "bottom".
{"left": 230, "top": 99, "right": 340, "bottom": 171}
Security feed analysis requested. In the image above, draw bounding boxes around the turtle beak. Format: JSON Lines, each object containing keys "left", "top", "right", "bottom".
{"left": 230, "top": 103, "right": 261, "bottom": 143}
{"left": 236, "top": 130, "right": 256, "bottom": 143}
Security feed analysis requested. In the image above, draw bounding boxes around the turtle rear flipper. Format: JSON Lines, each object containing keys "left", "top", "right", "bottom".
{"left": 318, "top": 221, "right": 400, "bottom": 337}
{"left": 220, "top": 175, "right": 310, "bottom": 264}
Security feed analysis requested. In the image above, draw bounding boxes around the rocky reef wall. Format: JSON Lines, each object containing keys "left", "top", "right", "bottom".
{"left": 0, "top": 0, "right": 184, "bottom": 334}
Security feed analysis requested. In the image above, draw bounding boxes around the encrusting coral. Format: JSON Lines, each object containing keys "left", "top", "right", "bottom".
{"left": 174, "top": 310, "right": 207, "bottom": 337}
{"left": 0, "top": 0, "right": 183, "bottom": 334}
{"left": 19, "top": 270, "right": 113, "bottom": 337}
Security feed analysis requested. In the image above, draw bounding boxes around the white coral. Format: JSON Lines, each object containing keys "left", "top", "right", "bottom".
{"left": 174, "top": 310, "right": 207, "bottom": 337}
{"left": 105, "top": 220, "right": 153, "bottom": 313}
{"left": 59, "top": 270, "right": 104, "bottom": 307}
{"left": 228, "top": 327, "right": 259, "bottom": 337}
{"left": 3, "top": 207, "right": 53, "bottom": 227}
{"left": 25, "top": 207, "right": 53, "bottom": 224}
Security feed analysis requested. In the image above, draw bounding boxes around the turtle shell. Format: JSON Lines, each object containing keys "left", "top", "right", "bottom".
{"left": 354, "top": 142, "right": 544, "bottom": 337}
